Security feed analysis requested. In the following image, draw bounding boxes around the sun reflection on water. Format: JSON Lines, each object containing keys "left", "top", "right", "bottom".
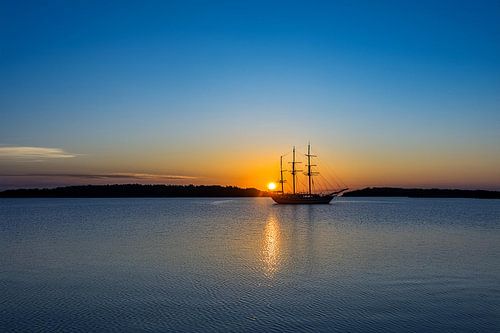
{"left": 261, "top": 214, "right": 281, "bottom": 278}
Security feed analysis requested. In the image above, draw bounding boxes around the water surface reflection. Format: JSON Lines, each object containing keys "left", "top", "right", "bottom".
{"left": 1, "top": 198, "right": 499, "bottom": 332}
{"left": 261, "top": 214, "right": 282, "bottom": 278}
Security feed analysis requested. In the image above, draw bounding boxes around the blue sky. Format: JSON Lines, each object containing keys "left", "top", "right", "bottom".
{"left": 1, "top": 1, "right": 499, "bottom": 189}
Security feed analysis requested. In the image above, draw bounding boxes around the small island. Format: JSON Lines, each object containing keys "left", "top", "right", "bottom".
{"left": 343, "top": 187, "right": 500, "bottom": 199}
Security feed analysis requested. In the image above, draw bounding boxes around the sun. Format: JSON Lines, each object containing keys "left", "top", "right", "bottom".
{"left": 267, "top": 182, "right": 277, "bottom": 191}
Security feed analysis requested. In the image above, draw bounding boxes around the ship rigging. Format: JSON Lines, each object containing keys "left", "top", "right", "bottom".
{"left": 271, "top": 143, "right": 348, "bottom": 204}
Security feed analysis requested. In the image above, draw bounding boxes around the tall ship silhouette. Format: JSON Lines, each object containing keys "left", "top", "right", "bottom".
{"left": 271, "top": 143, "right": 348, "bottom": 204}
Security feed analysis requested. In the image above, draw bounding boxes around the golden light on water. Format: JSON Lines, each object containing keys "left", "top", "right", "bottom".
{"left": 261, "top": 215, "right": 281, "bottom": 278}
{"left": 267, "top": 182, "right": 277, "bottom": 190}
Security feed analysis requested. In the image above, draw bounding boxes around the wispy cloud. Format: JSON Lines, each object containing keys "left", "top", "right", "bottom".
{"left": 0, "top": 146, "right": 76, "bottom": 160}
{"left": 1, "top": 173, "right": 197, "bottom": 180}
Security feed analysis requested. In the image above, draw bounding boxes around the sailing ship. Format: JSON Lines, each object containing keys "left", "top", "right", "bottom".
{"left": 271, "top": 143, "right": 348, "bottom": 204}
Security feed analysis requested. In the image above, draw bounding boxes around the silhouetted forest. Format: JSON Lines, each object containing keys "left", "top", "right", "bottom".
{"left": 343, "top": 187, "right": 500, "bottom": 199}
{"left": 1, "top": 185, "right": 499, "bottom": 199}
{"left": 0, "top": 184, "right": 267, "bottom": 198}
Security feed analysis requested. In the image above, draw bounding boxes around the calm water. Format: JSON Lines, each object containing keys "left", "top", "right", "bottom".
{"left": 1, "top": 197, "right": 499, "bottom": 332}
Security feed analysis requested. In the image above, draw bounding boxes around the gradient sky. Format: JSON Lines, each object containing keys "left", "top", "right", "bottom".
{"left": 1, "top": 0, "right": 499, "bottom": 190}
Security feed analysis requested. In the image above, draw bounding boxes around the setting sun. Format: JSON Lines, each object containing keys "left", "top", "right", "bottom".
{"left": 267, "top": 182, "right": 277, "bottom": 191}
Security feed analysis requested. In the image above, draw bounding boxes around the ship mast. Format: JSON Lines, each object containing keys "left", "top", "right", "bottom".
{"left": 279, "top": 155, "right": 285, "bottom": 194}
{"left": 305, "top": 142, "right": 316, "bottom": 195}
{"left": 290, "top": 146, "right": 302, "bottom": 194}
{"left": 292, "top": 147, "right": 296, "bottom": 194}
{"left": 307, "top": 144, "right": 312, "bottom": 194}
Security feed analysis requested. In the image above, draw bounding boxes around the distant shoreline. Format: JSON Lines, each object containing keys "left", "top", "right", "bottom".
{"left": 0, "top": 184, "right": 499, "bottom": 199}
{"left": 343, "top": 187, "right": 500, "bottom": 199}
{"left": 0, "top": 184, "right": 266, "bottom": 198}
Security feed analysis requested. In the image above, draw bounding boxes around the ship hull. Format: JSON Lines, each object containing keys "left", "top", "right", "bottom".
{"left": 271, "top": 194, "right": 335, "bottom": 204}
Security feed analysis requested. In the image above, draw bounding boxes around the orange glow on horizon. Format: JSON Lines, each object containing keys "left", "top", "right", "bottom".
{"left": 3, "top": 141, "right": 498, "bottom": 191}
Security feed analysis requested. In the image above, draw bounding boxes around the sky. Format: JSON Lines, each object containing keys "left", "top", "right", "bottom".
{"left": 1, "top": 0, "right": 499, "bottom": 190}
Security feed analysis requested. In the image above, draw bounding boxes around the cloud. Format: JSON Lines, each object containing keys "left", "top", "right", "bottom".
{"left": 0, "top": 146, "right": 76, "bottom": 160}
{"left": 1, "top": 173, "right": 197, "bottom": 180}
{"left": 0, "top": 172, "right": 199, "bottom": 190}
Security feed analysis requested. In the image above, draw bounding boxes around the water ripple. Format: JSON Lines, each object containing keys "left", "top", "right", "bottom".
{"left": 1, "top": 197, "right": 499, "bottom": 332}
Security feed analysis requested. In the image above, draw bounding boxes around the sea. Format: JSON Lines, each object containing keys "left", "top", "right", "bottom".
{"left": 1, "top": 197, "right": 499, "bottom": 332}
